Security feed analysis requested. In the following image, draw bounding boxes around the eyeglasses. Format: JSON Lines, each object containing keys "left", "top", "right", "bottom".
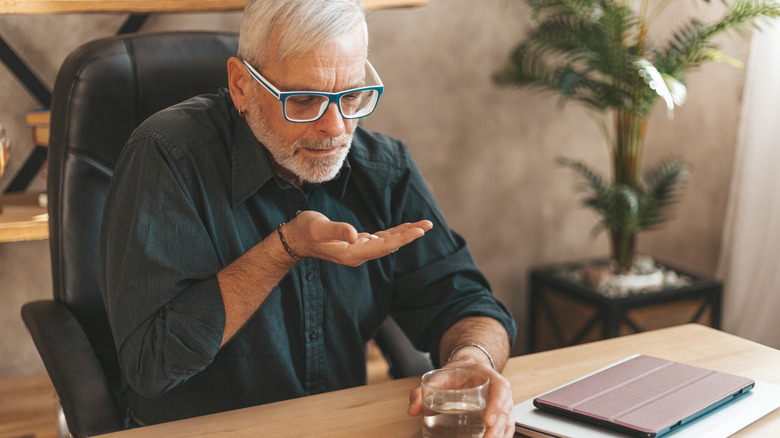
{"left": 242, "top": 59, "right": 384, "bottom": 123}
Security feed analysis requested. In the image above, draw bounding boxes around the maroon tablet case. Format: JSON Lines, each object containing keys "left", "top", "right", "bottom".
{"left": 533, "top": 355, "right": 755, "bottom": 438}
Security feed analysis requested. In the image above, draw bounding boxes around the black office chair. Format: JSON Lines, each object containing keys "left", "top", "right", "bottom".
{"left": 21, "top": 31, "right": 430, "bottom": 438}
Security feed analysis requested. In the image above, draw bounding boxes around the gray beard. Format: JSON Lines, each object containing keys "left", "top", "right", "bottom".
{"left": 245, "top": 108, "right": 352, "bottom": 184}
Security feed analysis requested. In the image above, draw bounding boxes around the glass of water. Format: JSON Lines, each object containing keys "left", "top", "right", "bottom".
{"left": 421, "top": 368, "right": 489, "bottom": 438}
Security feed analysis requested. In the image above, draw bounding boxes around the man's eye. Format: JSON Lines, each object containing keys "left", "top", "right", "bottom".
{"left": 342, "top": 92, "right": 361, "bottom": 102}
{"left": 288, "top": 95, "right": 318, "bottom": 106}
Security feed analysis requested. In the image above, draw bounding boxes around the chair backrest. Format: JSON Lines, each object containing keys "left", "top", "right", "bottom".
{"left": 47, "top": 31, "right": 239, "bottom": 392}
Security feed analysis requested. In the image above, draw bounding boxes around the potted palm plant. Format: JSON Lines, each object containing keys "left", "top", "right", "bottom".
{"left": 494, "top": 0, "right": 780, "bottom": 276}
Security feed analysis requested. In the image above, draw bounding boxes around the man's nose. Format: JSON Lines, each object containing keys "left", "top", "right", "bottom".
{"left": 314, "top": 103, "right": 346, "bottom": 137}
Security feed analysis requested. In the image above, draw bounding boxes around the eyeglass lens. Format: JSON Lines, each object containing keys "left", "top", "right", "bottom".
{"left": 284, "top": 89, "right": 380, "bottom": 122}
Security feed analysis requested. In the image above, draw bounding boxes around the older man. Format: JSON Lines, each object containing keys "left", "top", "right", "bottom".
{"left": 99, "top": 0, "right": 517, "bottom": 436}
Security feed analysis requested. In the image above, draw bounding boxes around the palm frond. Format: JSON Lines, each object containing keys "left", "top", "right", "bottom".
{"left": 530, "top": 14, "right": 589, "bottom": 54}
{"left": 585, "top": 184, "right": 643, "bottom": 235}
{"left": 654, "top": 0, "right": 780, "bottom": 77}
{"left": 494, "top": 0, "right": 640, "bottom": 112}
{"left": 493, "top": 45, "right": 561, "bottom": 92}
{"left": 638, "top": 159, "right": 690, "bottom": 229}
{"left": 583, "top": 0, "right": 637, "bottom": 81}
{"left": 527, "top": 0, "right": 599, "bottom": 21}
{"left": 558, "top": 158, "right": 639, "bottom": 234}
{"left": 557, "top": 157, "right": 609, "bottom": 196}
{"left": 556, "top": 66, "right": 629, "bottom": 109}
{"left": 717, "top": 0, "right": 780, "bottom": 32}
{"left": 560, "top": 157, "right": 690, "bottom": 233}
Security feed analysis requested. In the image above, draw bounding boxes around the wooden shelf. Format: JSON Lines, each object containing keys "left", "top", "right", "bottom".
{"left": 0, "top": 192, "right": 48, "bottom": 243}
{"left": 0, "top": 0, "right": 428, "bottom": 14}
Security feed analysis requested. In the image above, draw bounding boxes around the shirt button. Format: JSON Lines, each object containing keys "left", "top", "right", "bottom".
{"left": 309, "top": 332, "right": 318, "bottom": 341}
{"left": 306, "top": 272, "right": 314, "bottom": 282}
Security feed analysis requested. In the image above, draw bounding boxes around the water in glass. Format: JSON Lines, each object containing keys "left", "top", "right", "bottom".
{"left": 422, "top": 397, "right": 486, "bottom": 438}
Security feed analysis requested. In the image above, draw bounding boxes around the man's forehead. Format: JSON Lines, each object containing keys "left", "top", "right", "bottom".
{"left": 270, "top": 49, "right": 368, "bottom": 91}
{"left": 289, "top": 51, "right": 366, "bottom": 69}
{"left": 255, "top": 22, "right": 369, "bottom": 92}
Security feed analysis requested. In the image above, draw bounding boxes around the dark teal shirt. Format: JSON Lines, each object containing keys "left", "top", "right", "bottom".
{"left": 99, "top": 89, "right": 516, "bottom": 425}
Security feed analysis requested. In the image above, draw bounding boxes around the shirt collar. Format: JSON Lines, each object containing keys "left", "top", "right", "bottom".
{"left": 228, "top": 104, "right": 353, "bottom": 207}
{"left": 230, "top": 106, "right": 274, "bottom": 207}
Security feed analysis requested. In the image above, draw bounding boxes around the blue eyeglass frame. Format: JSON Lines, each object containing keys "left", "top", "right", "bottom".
{"left": 242, "top": 59, "right": 384, "bottom": 123}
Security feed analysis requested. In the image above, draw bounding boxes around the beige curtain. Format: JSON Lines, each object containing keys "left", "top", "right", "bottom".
{"left": 718, "top": 24, "right": 780, "bottom": 348}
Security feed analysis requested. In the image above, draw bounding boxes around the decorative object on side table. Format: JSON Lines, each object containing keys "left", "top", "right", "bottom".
{"left": 493, "top": 0, "right": 780, "bottom": 282}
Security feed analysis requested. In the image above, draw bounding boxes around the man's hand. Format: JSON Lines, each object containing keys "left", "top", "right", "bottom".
{"left": 408, "top": 317, "right": 514, "bottom": 438}
{"left": 407, "top": 361, "right": 515, "bottom": 438}
{"left": 218, "top": 211, "right": 431, "bottom": 346}
{"left": 284, "top": 211, "right": 433, "bottom": 266}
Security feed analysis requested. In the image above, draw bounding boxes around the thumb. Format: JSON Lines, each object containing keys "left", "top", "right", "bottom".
{"left": 408, "top": 387, "right": 423, "bottom": 417}
{"left": 314, "top": 220, "right": 358, "bottom": 244}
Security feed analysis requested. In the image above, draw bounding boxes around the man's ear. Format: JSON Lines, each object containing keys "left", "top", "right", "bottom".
{"left": 227, "top": 57, "right": 250, "bottom": 112}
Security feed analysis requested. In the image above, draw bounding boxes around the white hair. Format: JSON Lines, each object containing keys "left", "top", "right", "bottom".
{"left": 238, "top": 0, "right": 368, "bottom": 69}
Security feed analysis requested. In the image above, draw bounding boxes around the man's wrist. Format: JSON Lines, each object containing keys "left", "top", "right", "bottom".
{"left": 277, "top": 222, "right": 304, "bottom": 262}
{"left": 446, "top": 343, "right": 496, "bottom": 370}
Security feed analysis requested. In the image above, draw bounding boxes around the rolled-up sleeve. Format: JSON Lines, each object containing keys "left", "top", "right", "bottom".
{"left": 99, "top": 131, "right": 226, "bottom": 398}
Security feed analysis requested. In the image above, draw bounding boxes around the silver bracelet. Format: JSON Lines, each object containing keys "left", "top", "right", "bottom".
{"left": 446, "top": 343, "right": 496, "bottom": 370}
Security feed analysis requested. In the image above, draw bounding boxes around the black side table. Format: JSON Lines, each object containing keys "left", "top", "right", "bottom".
{"left": 528, "top": 259, "right": 722, "bottom": 353}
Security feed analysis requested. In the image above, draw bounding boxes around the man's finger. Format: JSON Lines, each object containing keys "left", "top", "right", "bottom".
{"left": 493, "top": 381, "right": 515, "bottom": 437}
{"left": 374, "top": 224, "right": 428, "bottom": 248}
{"left": 313, "top": 220, "right": 358, "bottom": 244}
{"left": 379, "top": 220, "right": 433, "bottom": 236}
{"left": 408, "top": 387, "right": 423, "bottom": 417}
{"left": 485, "top": 376, "right": 512, "bottom": 423}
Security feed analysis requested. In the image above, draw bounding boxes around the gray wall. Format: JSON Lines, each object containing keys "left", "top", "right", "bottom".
{"left": 0, "top": 0, "right": 748, "bottom": 377}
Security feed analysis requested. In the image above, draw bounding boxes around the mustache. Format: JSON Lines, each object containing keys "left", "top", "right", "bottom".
{"left": 296, "top": 134, "right": 352, "bottom": 150}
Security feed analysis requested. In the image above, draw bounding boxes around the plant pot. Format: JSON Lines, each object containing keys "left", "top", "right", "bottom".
{"left": 581, "top": 254, "right": 672, "bottom": 297}
{"left": 602, "top": 267, "right": 664, "bottom": 290}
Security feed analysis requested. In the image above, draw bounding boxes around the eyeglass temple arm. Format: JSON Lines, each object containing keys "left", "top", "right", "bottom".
{"left": 365, "top": 60, "right": 383, "bottom": 87}
{"left": 242, "top": 60, "right": 282, "bottom": 98}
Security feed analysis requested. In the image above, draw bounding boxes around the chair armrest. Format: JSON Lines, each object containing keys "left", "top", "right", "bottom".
{"left": 374, "top": 316, "right": 433, "bottom": 379}
{"left": 21, "top": 300, "right": 124, "bottom": 437}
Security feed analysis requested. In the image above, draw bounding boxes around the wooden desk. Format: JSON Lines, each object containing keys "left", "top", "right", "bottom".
{"left": 98, "top": 324, "right": 780, "bottom": 437}
{"left": 0, "top": 192, "right": 48, "bottom": 243}
{"left": 0, "top": 0, "right": 428, "bottom": 13}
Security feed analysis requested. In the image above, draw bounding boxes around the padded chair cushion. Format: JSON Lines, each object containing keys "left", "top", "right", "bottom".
{"left": 22, "top": 300, "right": 123, "bottom": 437}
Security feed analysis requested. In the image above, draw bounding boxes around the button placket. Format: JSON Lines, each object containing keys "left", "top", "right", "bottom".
{"left": 281, "top": 190, "right": 325, "bottom": 394}
{"left": 300, "top": 258, "right": 325, "bottom": 395}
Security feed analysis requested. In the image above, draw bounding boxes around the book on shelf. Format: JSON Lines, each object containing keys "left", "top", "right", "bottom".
{"left": 25, "top": 109, "right": 50, "bottom": 126}
{"left": 25, "top": 109, "right": 50, "bottom": 147}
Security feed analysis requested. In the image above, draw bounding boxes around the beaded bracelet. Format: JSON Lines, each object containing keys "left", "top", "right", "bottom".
{"left": 277, "top": 222, "right": 303, "bottom": 262}
{"left": 446, "top": 343, "right": 496, "bottom": 370}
